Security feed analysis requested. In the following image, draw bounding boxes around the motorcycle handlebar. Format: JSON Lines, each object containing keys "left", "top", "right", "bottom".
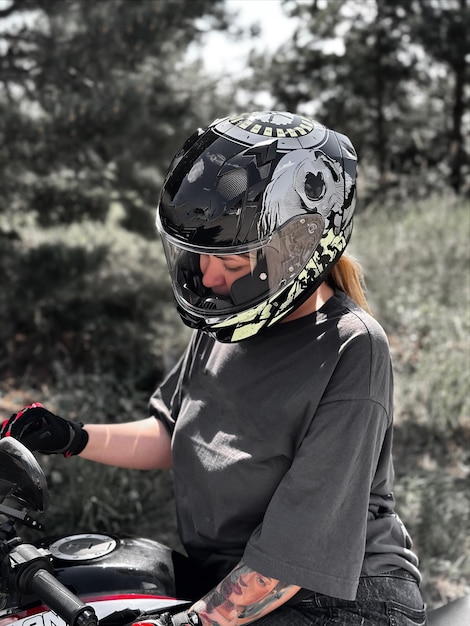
{"left": 4, "top": 542, "right": 98, "bottom": 626}
{"left": 27, "top": 568, "right": 98, "bottom": 626}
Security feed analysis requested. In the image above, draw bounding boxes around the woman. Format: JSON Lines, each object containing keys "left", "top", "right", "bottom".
{"left": 1, "top": 111, "right": 426, "bottom": 625}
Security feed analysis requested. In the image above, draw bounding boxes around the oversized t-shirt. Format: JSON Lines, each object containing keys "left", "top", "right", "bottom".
{"left": 149, "top": 290, "right": 420, "bottom": 601}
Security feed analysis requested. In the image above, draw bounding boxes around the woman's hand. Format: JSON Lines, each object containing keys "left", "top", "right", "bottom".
{"left": 0, "top": 403, "right": 88, "bottom": 457}
{"left": 191, "top": 562, "right": 300, "bottom": 625}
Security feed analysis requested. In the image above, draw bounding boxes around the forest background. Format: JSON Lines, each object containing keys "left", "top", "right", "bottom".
{"left": 0, "top": 0, "right": 468, "bottom": 611}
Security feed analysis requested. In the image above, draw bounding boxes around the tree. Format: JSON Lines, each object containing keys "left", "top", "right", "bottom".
{"left": 243, "top": 0, "right": 469, "bottom": 200}
{"left": 398, "top": 0, "right": 469, "bottom": 193}
{"left": 0, "top": 0, "right": 231, "bottom": 235}
{"left": 0, "top": 0, "right": 235, "bottom": 387}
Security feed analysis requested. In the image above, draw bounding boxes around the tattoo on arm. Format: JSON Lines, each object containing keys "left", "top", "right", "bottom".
{"left": 191, "top": 562, "right": 300, "bottom": 626}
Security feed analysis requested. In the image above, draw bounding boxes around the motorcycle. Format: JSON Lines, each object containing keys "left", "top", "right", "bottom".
{"left": 0, "top": 437, "right": 469, "bottom": 626}
{"left": 0, "top": 437, "right": 188, "bottom": 626}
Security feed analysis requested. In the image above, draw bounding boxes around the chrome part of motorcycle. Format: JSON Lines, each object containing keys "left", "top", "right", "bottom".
{"left": 49, "top": 533, "right": 118, "bottom": 561}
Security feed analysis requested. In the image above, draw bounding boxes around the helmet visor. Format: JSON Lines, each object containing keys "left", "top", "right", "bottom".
{"left": 156, "top": 212, "right": 325, "bottom": 318}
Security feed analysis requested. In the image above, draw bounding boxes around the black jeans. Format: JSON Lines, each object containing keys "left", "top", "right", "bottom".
{"left": 249, "top": 570, "right": 426, "bottom": 626}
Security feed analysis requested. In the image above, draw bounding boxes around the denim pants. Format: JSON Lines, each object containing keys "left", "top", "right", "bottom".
{"left": 252, "top": 570, "right": 427, "bottom": 626}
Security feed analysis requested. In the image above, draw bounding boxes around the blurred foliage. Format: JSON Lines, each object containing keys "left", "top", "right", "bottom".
{"left": 0, "top": 0, "right": 234, "bottom": 237}
{"left": 0, "top": 218, "right": 190, "bottom": 389}
{"left": 242, "top": 0, "right": 469, "bottom": 200}
{"left": 349, "top": 197, "right": 470, "bottom": 608}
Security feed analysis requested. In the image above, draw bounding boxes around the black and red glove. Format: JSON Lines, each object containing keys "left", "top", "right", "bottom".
{"left": 132, "top": 610, "right": 202, "bottom": 626}
{"left": 0, "top": 403, "right": 88, "bottom": 457}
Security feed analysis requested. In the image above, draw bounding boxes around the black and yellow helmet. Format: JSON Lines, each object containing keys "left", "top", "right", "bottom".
{"left": 157, "top": 111, "right": 357, "bottom": 342}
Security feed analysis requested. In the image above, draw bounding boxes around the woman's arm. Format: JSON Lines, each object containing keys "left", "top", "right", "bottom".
{"left": 190, "top": 562, "right": 300, "bottom": 626}
{"left": 81, "top": 417, "right": 172, "bottom": 470}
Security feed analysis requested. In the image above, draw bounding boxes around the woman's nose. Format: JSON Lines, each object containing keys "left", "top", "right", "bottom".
{"left": 200, "top": 255, "right": 226, "bottom": 289}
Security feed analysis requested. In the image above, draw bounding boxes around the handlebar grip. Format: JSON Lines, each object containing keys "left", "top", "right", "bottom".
{"left": 28, "top": 568, "right": 98, "bottom": 626}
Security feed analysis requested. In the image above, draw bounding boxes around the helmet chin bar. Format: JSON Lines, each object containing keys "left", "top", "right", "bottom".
{"left": 200, "top": 295, "right": 233, "bottom": 311}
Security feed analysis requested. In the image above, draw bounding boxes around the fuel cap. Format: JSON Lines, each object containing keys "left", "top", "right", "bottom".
{"left": 49, "top": 533, "right": 117, "bottom": 561}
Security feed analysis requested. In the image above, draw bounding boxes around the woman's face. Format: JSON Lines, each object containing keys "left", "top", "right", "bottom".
{"left": 199, "top": 254, "right": 252, "bottom": 296}
{"left": 221, "top": 571, "right": 278, "bottom": 606}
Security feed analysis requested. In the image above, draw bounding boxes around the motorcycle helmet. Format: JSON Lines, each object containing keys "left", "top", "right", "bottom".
{"left": 157, "top": 110, "right": 357, "bottom": 342}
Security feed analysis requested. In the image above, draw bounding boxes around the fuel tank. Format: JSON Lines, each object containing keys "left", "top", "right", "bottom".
{"left": 46, "top": 533, "right": 176, "bottom": 597}
{"left": 1, "top": 533, "right": 177, "bottom": 616}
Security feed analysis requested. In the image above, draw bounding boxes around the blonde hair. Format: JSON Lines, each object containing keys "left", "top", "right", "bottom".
{"left": 327, "top": 253, "right": 372, "bottom": 314}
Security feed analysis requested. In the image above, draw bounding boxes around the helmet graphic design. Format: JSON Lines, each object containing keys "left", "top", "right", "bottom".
{"left": 261, "top": 149, "right": 355, "bottom": 236}
{"left": 157, "top": 111, "right": 357, "bottom": 342}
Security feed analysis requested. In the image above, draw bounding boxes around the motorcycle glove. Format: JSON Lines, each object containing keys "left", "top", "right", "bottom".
{"left": 137, "top": 610, "right": 202, "bottom": 626}
{"left": 0, "top": 403, "right": 89, "bottom": 457}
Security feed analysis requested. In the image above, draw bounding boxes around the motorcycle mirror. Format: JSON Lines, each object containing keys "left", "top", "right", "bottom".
{"left": 0, "top": 438, "right": 49, "bottom": 513}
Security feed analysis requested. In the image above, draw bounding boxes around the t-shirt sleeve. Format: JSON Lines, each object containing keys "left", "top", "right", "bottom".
{"left": 148, "top": 353, "right": 185, "bottom": 435}
{"left": 242, "top": 396, "right": 390, "bottom": 601}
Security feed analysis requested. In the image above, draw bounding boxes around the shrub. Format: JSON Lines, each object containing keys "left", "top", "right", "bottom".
{"left": 350, "top": 196, "right": 470, "bottom": 607}
{"left": 0, "top": 219, "right": 190, "bottom": 392}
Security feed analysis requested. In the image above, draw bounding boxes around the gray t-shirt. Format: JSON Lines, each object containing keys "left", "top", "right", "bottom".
{"left": 149, "top": 290, "right": 420, "bottom": 601}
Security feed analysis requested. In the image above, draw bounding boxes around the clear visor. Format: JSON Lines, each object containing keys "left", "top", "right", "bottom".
{"left": 156, "top": 213, "right": 325, "bottom": 317}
